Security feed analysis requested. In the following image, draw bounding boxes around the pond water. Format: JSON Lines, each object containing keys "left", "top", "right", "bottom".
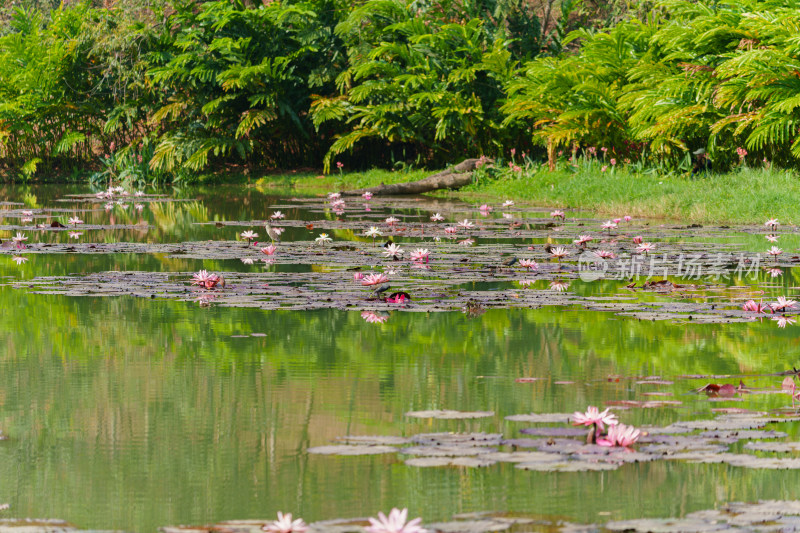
{"left": 1, "top": 184, "right": 800, "bottom": 532}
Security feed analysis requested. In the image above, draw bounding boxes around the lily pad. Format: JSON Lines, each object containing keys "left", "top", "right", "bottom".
{"left": 604, "top": 518, "right": 727, "bottom": 532}
{"left": 411, "top": 433, "right": 503, "bottom": 446}
{"left": 515, "top": 460, "right": 619, "bottom": 472}
{"left": 405, "top": 410, "right": 494, "bottom": 419}
{"left": 744, "top": 441, "right": 800, "bottom": 453}
{"left": 400, "top": 446, "right": 496, "bottom": 457}
{"left": 335, "top": 436, "right": 412, "bottom": 446}
{"left": 404, "top": 457, "right": 497, "bottom": 468}
{"left": 306, "top": 445, "right": 398, "bottom": 456}
{"left": 504, "top": 413, "right": 573, "bottom": 423}
{"left": 423, "top": 520, "right": 511, "bottom": 532}
{"left": 519, "top": 427, "right": 588, "bottom": 437}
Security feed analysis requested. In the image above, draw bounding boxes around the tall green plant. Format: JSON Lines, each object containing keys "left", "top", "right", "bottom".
{"left": 311, "top": 0, "right": 521, "bottom": 171}
{"left": 144, "top": 0, "right": 345, "bottom": 174}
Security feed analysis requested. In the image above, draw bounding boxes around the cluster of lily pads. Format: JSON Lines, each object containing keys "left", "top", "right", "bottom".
{"left": 303, "top": 369, "right": 800, "bottom": 473}
{"left": 179, "top": 195, "right": 800, "bottom": 328}
{"left": 0, "top": 185, "right": 162, "bottom": 265}
{"left": 4, "top": 191, "right": 800, "bottom": 330}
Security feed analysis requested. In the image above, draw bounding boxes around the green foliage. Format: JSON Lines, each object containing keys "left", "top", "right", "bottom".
{"left": 6, "top": 0, "right": 800, "bottom": 180}
{"left": 144, "top": 0, "right": 345, "bottom": 174}
{"left": 503, "top": 0, "right": 800, "bottom": 169}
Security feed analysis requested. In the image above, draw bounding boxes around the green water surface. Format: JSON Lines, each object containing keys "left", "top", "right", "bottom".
{"left": 0, "top": 184, "right": 799, "bottom": 532}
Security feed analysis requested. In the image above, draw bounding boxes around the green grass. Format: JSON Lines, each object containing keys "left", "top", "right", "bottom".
{"left": 463, "top": 165, "right": 798, "bottom": 224}
{"left": 253, "top": 164, "right": 800, "bottom": 224}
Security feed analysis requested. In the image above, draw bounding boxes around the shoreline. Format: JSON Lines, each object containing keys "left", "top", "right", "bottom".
{"left": 250, "top": 165, "right": 799, "bottom": 225}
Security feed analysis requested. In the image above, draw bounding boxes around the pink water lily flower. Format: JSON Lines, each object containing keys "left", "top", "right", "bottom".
{"left": 68, "top": 216, "right": 84, "bottom": 226}
{"left": 458, "top": 219, "right": 475, "bottom": 229}
{"left": 601, "top": 220, "right": 617, "bottom": 232}
{"left": 327, "top": 192, "right": 341, "bottom": 200}
{"left": 623, "top": 215, "right": 632, "bottom": 222}
{"left": 364, "top": 226, "right": 382, "bottom": 245}
{"left": 636, "top": 242, "right": 655, "bottom": 254}
{"left": 366, "top": 508, "right": 425, "bottom": 533}
{"left": 270, "top": 211, "right": 285, "bottom": 220}
{"left": 479, "top": 204, "right": 492, "bottom": 213}
{"left": 519, "top": 259, "right": 538, "bottom": 270}
{"left": 240, "top": 230, "right": 258, "bottom": 243}
{"left": 597, "top": 423, "right": 641, "bottom": 448}
{"left": 261, "top": 244, "right": 277, "bottom": 255}
{"left": 550, "top": 210, "right": 565, "bottom": 220}
{"left": 361, "top": 273, "right": 390, "bottom": 286}
{"left": 11, "top": 232, "right": 27, "bottom": 247}
{"left": 353, "top": 272, "right": 365, "bottom": 281}
{"left": 765, "top": 218, "right": 779, "bottom": 230}
{"left": 458, "top": 238, "right": 475, "bottom": 246}
{"left": 383, "top": 243, "right": 403, "bottom": 258}
{"left": 573, "top": 235, "right": 592, "bottom": 246}
{"left": 768, "top": 246, "right": 782, "bottom": 258}
{"left": 549, "top": 246, "right": 569, "bottom": 261}
{"left": 632, "top": 235, "right": 643, "bottom": 244}
{"left": 572, "top": 406, "right": 618, "bottom": 432}
{"left": 262, "top": 512, "right": 308, "bottom": 533}
{"left": 742, "top": 300, "right": 767, "bottom": 313}
{"left": 502, "top": 200, "right": 515, "bottom": 207}
{"left": 430, "top": 213, "right": 444, "bottom": 222}
{"left": 191, "top": 270, "right": 222, "bottom": 290}
{"left": 362, "top": 191, "right": 373, "bottom": 200}
{"left": 409, "top": 248, "right": 430, "bottom": 263}
{"left": 386, "top": 293, "right": 410, "bottom": 304}
{"left": 596, "top": 250, "right": 616, "bottom": 259}
{"left": 444, "top": 226, "right": 458, "bottom": 236}
{"left": 772, "top": 296, "right": 797, "bottom": 312}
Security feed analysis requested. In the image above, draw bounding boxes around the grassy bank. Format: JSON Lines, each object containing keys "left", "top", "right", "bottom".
{"left": 254, "top": 165, "right": 799, "bottom": 225}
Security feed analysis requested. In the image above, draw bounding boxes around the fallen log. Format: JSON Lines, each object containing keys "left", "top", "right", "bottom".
{"left": 341, "top": 158, "right": 486, "bottom": 196}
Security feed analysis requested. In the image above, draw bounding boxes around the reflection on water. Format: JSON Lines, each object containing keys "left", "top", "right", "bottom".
{"left": 0, "top": 185, "right": 799, "bottom": 531}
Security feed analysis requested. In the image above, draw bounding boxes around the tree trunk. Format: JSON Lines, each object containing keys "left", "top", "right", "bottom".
{"left": 341, "top": 158, "right": 487, "bottom": 196}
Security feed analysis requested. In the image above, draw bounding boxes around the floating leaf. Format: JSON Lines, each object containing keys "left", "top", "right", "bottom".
{"left": 405, "top": 410, "right": 494, "bottom": 419}
{"left": 306, "top": 445, "right": 398, "bottom": 456}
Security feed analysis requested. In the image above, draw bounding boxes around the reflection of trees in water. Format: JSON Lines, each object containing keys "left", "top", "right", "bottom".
{"left": 148, "top": 200, "right": 208, "bottom": 237}
{"left": 0, "top": 288, "right": 797, "bottom": 529}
